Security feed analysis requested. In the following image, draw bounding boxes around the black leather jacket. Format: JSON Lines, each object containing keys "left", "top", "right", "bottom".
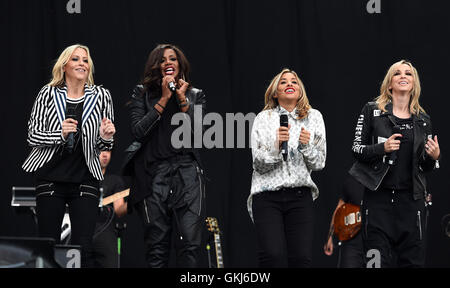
{"left": 349, "top": 102, "right": 439, "bottom": 200}
{"left": 122, "top": 85, "right": 206, "bottom": 206}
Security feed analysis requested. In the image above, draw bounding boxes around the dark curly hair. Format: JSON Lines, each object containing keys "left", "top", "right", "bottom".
{"left": 141, "top": 44, "right": 191, "bottom": 97}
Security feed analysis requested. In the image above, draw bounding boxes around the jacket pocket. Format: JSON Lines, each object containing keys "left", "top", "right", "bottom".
{"left": 142, "top": 198, "right": 151, "bottom": 225}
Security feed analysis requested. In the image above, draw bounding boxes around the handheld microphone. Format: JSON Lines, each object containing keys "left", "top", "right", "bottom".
{"left": 168, "top": 81, "right": 176, "bottom": 92}
{"left": 65, "top": 106, "right": 76, "bottom": 153}
{"left": 280, "top": 113, "right": 289, "bottom": 161}
{"left": 388, "top": 126, "right": 401, "bottom": 166}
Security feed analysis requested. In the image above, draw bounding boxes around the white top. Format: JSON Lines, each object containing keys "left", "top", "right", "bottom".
{"left": 248, "top": 105, "right": 327, "bottom": 220}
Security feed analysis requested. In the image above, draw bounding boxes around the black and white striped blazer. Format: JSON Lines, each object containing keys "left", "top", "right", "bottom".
{"left": 22, "top": 84, "right": 114, "bottom": 180}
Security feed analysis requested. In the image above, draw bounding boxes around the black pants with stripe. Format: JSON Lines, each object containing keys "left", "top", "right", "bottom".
{"left": 135, "top": 154, "right": 205, "bottom": 268}
{"left": 35, "top": 181, "right": 100, "bottom": 268}
{"left": 362, "top": 188, "right": 427, "bottom": 268}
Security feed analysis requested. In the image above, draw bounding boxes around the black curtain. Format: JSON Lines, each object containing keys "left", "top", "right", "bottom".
{"left": 1, "top": 0, "right": 449, "bottom": 267}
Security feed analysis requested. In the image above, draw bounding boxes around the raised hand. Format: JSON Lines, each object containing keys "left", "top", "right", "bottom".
{"left": 62, "top": 118, "right": 78, "bottom": 140}
{"left": 299, "top": 127, "right": 311, "bottom": 145}
{"left": 384, "top": 133, "right": 402, "bottom": 153}
{"left": 277, "top": 124, "right": 291, "bottom": 148}
{"left": 161, "top": 75, "right": 176, "bottom": 100}
{"left": 100, "top": 118, "right": 115, "bottom": 140}
{"left": 176, "top": 78, "right": 189, "bottom": 98}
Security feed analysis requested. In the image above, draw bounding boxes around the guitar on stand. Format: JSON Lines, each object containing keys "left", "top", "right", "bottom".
{"left": 206, "top": 217, "right": 224, "bottom": 268}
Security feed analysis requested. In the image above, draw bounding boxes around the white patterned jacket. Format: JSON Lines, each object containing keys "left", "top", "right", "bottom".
{"left": 248, "top": 105, "right": 326, "bottom": 220}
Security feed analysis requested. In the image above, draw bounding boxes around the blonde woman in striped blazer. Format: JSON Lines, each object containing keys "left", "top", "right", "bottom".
{"left": 22, "top": 44, "right": 115, "bottom": 267}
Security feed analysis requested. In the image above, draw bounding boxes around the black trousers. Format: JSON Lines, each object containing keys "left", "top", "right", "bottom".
{"left": 337, "top": 232, "right": 364, "bottom": 268}
{"left": 252, "top": 187, "right": 314, "bottom": 268}
{"left": 135, "top": 155, "right": 205, "bottom": 268}
{"left": 35, "top": 181, "right": 100, "bottom": 268}
{"left": 362, "top": 188, "right": 427, "bottom": 268}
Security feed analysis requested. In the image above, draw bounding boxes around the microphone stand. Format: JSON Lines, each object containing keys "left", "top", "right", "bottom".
{"left": 115, "top": 222, "right": 127, "bottom": 268}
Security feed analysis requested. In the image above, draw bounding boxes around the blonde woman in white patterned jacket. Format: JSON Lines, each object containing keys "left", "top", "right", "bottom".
{"left": 249, "top": 68, "right": 326, "bottom": 267}
{"left": 22, "top": 44, "right": 115, "bottom": 267}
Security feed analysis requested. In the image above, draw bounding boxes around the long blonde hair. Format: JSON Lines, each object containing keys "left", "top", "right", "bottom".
{"left": 48, "top": 44, "right": 95, "bottom": 87}
{"left": 376, "top": 60, "right": 425, "bottom": 115}
{"left": 263, "top": 68, "right": 311, "bottom": 119}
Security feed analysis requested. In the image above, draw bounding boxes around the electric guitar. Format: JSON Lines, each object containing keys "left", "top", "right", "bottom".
{"left": 333, "top": 202, "right": 361, "bottom": 242}
{"left": 206, "top": 217, "right": 224, "bottom": 268}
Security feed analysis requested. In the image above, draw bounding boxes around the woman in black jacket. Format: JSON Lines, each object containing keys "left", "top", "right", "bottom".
{"left": 349, "top": 60, "right": 440, "bottom": 267}
{"left": 124, "top": 44, "right": 206, "bottom": 268}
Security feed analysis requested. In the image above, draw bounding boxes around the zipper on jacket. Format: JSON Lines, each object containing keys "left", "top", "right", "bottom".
{"left": 417, "top": 211, "right": 423, "bottom": 241}
{"left": 374, "top": 166, "right": 391, "bottom": 191}
{"left": 416, "top": 175, "right": 427, "bottom": 198}
{"left": 143, "top": 114, "right": 161, "bottom": 136}
{"left": 143, "top": 199, "right": 151, "bottom": 224}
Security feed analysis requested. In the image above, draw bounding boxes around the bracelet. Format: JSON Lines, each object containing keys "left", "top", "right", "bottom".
{"left": 156, "top": 102, "right": 165, "bottom": 110}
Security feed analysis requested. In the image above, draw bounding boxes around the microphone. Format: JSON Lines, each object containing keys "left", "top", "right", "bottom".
{"left": 280, "top": 113, "right": 289, "bottom": 161}
{"left": 388, "top": 126, "right": 401, "bottom": 165}
{"left": 65, "top": 106, "right": 76, "bottom": 153}
{"left": 168, "top": 81, "right": 176, "bottom": 92}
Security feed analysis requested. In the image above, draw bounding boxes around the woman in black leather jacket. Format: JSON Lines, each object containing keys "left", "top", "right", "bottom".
{"left": 349, "top": 60, "right": 440, "bottom": 267}
{"left": 124, "top": 44, "right": 206, "bottom": 267}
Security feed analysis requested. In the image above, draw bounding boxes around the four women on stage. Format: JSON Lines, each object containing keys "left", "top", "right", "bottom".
{"left": 22, "top": 43, "right": 439, "bottom": 268}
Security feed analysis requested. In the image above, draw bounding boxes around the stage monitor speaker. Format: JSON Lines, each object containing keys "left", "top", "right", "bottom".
{"left": 0, "top": 236, "right": 60, "bottom": 268}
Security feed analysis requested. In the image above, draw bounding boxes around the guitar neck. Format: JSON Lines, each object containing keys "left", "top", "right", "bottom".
{"left": 102, "top": 189, "right": 130, "bottom": 206}
{"left": 214, "top": 233, "right": 224, "bottom": 268}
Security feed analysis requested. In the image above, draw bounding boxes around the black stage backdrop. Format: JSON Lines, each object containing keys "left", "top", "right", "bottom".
{"left": 1, "top": 0, "right": 449, "bottom": 268}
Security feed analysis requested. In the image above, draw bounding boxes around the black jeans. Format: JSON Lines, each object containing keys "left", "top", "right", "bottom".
{"left": 338, "top": 232, "right": 364, "bottom": 268}
{"left": 252, "top": 187, "right": 314, "bottom": 268}
{"left": 362, "top": 188, "right": 427, "bottom": 268}
{"left": 135, "top": 155, "right": 205, "bottom": 268}
{"left": 35, "top": 181, "right": 100, "bottom": 268}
